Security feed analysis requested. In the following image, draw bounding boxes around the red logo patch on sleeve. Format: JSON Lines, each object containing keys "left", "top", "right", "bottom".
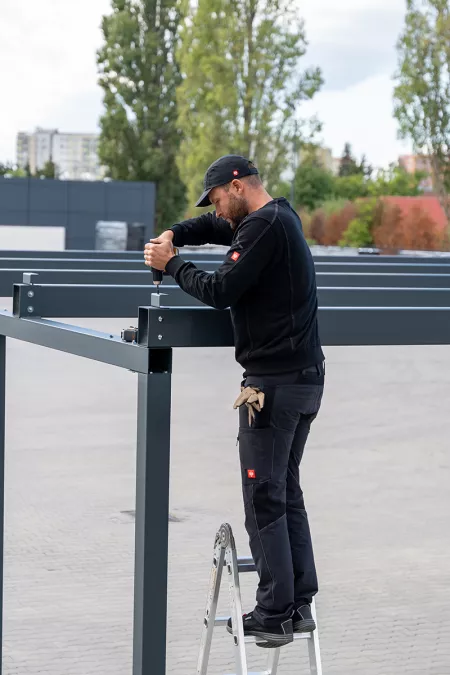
{"left": 247, "top": 469, "right": 256, "bottom": 479}
{"left": 231, "top": 251, "right": 240, "bottom": 261}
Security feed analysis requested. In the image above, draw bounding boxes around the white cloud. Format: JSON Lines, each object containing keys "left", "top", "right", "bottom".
{"left": 0, "top": 0, "right": 110, "bottom": 162}
{"left": 300, "top": 72, "right": 412, "bottom": 169}
{"left": 0, "top": 0, "right": 410, "bottom": 169}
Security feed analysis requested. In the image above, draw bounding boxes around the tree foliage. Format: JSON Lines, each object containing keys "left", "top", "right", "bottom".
{"left": 0, "top": 162, "right": 54, "bottom": 178}
{"left": 176, "top": 0, "right": 323, "bottom": 205}
{"left": 293, "top": 161, "right": 335, "bottom": 211}
{"left": 339, "top": 143, "right": 361, "bottom": 177}
{"left": 97, "top": 0, "right": 186, "bottom": 231}
{"left": 394, "top": 0, "right": 450, "bottom": 218}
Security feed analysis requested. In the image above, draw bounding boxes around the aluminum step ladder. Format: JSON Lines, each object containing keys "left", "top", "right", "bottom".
{"left": 197, "top": 523, "right": 323, "bottom": 675}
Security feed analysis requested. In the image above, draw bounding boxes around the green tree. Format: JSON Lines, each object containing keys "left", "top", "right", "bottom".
{"left": 97, "top": 0, "right": 186, "bottom": 232}
{"left": 394, "top": 0, "right": 450, "bottom": 218}
{"left": 177, "top": 0, "right": 323, "bottom": 206}
{"left": 0, "top": 163, "right": 12, "bottom": 176}
{"left": 35, "top": 160, "right": 57, "bottom": 179}
{"left": 368, "top": 165, "right": 424, "bottom": 197}
{"left": 334, "top": 173, "right": 370, "bottom": 200}
{"left": 339, "top": 142, "right": 362, "bottom": 177}
{"left": 293, "top": 161, "right": 335, "bottom": 211}
{"left": 0, "top": 163, "right": 27, "bottom": 178}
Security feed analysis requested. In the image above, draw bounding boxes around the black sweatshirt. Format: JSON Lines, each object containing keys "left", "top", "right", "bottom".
{"left": 166, "top": 197, "right": 324, "bottom": 376}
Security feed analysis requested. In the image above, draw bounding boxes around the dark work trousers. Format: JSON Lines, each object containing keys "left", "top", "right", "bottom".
{"left": 237, "top": 363, "right": 324, "bottom": 629}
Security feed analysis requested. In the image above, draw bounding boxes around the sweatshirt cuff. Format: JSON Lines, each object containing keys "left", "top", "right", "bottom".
{"left": 165, "top": 254, "right": 186, "bottom": 279}
{"left": 169, "top": 224, "right": 184, "bottom": 247}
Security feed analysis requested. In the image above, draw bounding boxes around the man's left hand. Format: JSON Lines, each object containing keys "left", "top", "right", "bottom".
{"left": 144, "top": 240, "right": 176, "bottom": 271}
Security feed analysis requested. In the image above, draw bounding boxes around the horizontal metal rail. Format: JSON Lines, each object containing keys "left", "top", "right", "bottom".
{"left": 11, "top": 283, "right": 450, "bottom": 319}
{"left": 143, "top": 307, "right": 450, "bottom": 347}
{"left": 5, "top": 269, "right": 450, "bottom": 298}
{"left": 2, "top": 249, "right": 450, "bottom": 264}
{"left": 0, "top": 309, "right": 150, "bottom": 372}
{"left": 5, "top": 303, "right": 450, "bottom": 353}
{"left": 0, "top": 257, "right": 149, "bottom": 270}
{"left": 5, "top": 257, "right": 450, "bottom": 277}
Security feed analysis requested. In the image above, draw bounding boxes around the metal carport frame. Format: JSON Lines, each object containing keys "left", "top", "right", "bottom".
{"left": 1, "top": 295, "right": 450, "bottom": 675}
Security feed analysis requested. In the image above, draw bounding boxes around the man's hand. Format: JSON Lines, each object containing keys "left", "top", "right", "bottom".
{"left": 150, "top": 230, "right": 174, "bottom": 244}
{"left": 144, "top": 236, "right": 176, "bottom": 271}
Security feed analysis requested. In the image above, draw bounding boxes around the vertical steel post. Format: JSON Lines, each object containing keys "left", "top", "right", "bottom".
{"left": 133, "top": 348, "right": 172, "bottom": 675}
{"left": 0, "top": 335, "right": 5, "bottom": 675}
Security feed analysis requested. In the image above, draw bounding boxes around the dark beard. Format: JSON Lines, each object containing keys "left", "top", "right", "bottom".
{"left": 228, "top": 194, "right": 250, "bottom": 230}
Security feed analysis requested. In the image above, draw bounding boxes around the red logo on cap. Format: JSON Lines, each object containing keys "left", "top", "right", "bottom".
{"left": 231, "top": 251, "right": 240, "bottom": 261}
{"left": 247, "top": 469, "right": 256, "bottom": 479}
{"left": 233, "top": 170, "right": 239, "bottom": 176}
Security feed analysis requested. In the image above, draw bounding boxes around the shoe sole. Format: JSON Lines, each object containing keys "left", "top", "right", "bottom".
{"left": 226, "top": 625, "right": 293, "bottom": 649}
{"left": 293, "top": 619, "right": 316, "bottom": 633}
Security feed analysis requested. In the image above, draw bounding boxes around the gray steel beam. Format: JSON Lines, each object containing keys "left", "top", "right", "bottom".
{"left": 11, "top": 284, "right": 201, "bottom": 318}
{"left": 315, "top": 262, "right": 450, "bottom": 275}
{"left": 2, "top": 249, "right": 450, "bottom": 265}
{"left": 133, "top": 363, "right": 172, "bottom": 675}
{"left": 0, "top": 258, "right": 149, "bottom": 271}
{"left": 317, "top": 273, "right": 450, "bottom": 288}
{"left": 313, "top": 254, "right": 450, "bottom": 264}
{"left": 318, "top": 307, "right": 450, "bottom": 346}
{"left": 0, "top": 336, "right": 4, "bottom": 675}
{"left": 0, "top": 270, "right": 155, "bottom": 294}
{"left": 11, "top": 283, "right": 450, "bottom": 320}
{"left": 136, "top": 306, "right": 450, "bottom": 348}
{"left": 0, "top": 269, "right": 218, "bottom": 295}
{"left": 138, "top": 306, "right": 235, "bottom": 348}
{"left": 4, "top": 270, "right": 450, "bottom": 299}
{"left": 318, "top": 287, "right": 450, "bottom": 307}
{"left": 0, "top": 250, "right": 146, "bottom": 259}
{"left": 0, "top": 310, "right": 150, "bottom": 373}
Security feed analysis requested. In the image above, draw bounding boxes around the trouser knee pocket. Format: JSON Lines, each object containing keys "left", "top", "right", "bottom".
{"left": 239, "top": 427, "right": 274, "bottom": 485}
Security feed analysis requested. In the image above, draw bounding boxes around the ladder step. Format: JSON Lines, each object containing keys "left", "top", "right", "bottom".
{"left": 215, "top": 617, "right": 312, "bottom": 640}
{"left": 223, "top": 556, "right": 256, "bottom": 573}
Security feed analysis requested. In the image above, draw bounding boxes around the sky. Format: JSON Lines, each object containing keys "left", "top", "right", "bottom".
{"left": 0, "top": 0, "right": 412, "bottom": 170}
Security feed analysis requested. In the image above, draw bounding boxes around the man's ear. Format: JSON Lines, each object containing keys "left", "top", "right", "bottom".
{"left": 231, "top": 179, "right": 244, "bottom": 194}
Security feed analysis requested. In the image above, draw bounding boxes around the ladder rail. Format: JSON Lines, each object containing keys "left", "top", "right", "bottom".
{"left": 225, "top": 529, "right": 249, "bottom": 675}
{"left": 307, "top": 599, "right": 323, "bottom": 675}
{"left": 197, "top": 535, "right": 226, "bottom": 675}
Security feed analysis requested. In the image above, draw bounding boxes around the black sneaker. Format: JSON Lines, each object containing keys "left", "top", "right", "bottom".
{"left": 227, "top": 611, "right": 293, "bottom": 649}
{"left": 292, "top": 604, "right": 316, "bottom": 633}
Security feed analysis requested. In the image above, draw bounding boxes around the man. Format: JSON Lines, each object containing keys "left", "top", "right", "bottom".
{"left": 144, "top": 155, "right": 325, "bottom": 649}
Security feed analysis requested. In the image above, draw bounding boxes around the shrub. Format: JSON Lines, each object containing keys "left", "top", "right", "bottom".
{"left": 322, "top": 202, "right": 358, "bottom": 246}
{"left": 309, "top": 209, "right": 326, "bottom": 245}
{"left": 339, "top": 199, "right": 378, "bottom": 248}
{"left": 373, "top": 202, "right": 444, "bottom": 252}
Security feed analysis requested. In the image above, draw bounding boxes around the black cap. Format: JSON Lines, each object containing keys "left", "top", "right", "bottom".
{"left": 195, "top": 155, "right": 259, "bottom": 207}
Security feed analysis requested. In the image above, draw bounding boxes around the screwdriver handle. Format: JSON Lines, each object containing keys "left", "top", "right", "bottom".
{"left": 152, "top": 268, "right": 163, "bottom": 284}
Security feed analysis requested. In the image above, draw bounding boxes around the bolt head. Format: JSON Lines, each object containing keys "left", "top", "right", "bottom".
{"left": 27, "top": 306, "right": 34, "bottom": 313}
{"left": 158, "top": 334, "right": 163, "bottom": 340}
{"left": 158, "top": 316, "right": 163, "bottom": 322}
{"left": 27, "top": 290, "right": 34, "bottom": 298}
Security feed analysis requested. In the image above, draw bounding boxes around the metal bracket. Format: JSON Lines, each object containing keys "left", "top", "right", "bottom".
{"left": 23, "top": 272, "right": 39, "bottom": 285}
{"left": 13, "top": 283, "right": 40, "bottom": 318}
{"left": 151, "top": 292, "right": 168, "bottom": 309}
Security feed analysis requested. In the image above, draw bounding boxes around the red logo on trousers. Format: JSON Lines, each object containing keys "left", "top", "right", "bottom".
{"left": 231, "top": 251, "right": 240, "bottom": 261}
{"left": 247, "top": 469, "right": 256, "bottom": 479}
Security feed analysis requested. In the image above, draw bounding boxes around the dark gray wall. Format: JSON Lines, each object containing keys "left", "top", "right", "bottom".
{"left": 0, "top": 178, "right": 156, "bottom": 249}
